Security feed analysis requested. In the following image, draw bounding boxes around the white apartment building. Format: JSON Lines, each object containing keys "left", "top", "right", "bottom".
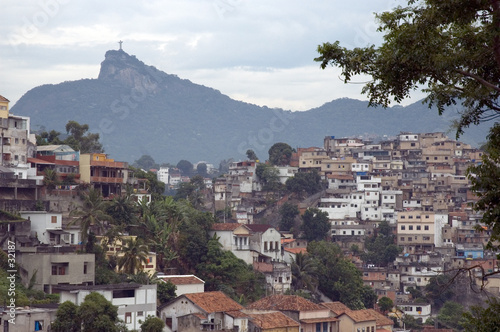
{"left": 157, "top": 167, "right": 169, "bottom": 184}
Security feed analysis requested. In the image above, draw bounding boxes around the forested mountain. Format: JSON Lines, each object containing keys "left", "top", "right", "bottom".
{"left": 11, "top": 50, "right": 488, "bottom": 164}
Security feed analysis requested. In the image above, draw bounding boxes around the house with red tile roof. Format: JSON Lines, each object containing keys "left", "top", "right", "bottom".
{"left": 159, "top": 291, "right": 246, "bottom": 332}
{"left": 157, "top": 274, "right": 205, "bottom": 296}
{"left": 283, "top": 246, "right": 308, "bottom": 265}
{"left": 246, "top": 295, "right": 339, "bottom": 332}
{"left": 210, "top": 223, "right": 292, "bottom": 294}
{"left": 336, "top": 309, "right": 377, "bottom": 332}
{"left": 320, "top": 302, "right": 351, "bottom": 316}
{"left": 364, "top": 309, "right": 394, "bottom": 332}
{"left": 246, "top": 311, "right": 300, "bottom": 331}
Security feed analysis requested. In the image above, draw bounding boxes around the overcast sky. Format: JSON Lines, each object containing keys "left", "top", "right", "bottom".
{"left": 1, "top": 0, "right": 415, "bottom": 111}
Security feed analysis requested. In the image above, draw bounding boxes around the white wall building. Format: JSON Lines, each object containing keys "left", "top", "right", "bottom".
{"left": 59, "top": 283, "right": 157, "bottom": 332}
{"left": 157, "top": 275, "right": 205, "bottom": 296}
{"left": 157, "top": 167, "right": 169, "bottom": 185}
{"left": 20, "top": 211, "right": 68, "bottom": 245}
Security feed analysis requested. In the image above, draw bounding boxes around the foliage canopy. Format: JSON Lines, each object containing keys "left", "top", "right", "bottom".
{"left": 315, "top": 0, "right": 500, "bottom": 136}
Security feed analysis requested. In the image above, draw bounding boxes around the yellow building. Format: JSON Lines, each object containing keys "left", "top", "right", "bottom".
{"left": 0, "top": 95, "right": 9, "bottom": 119}
{"left": 79, "top": 153, "right": 129, "bottom": 197}
{"left": 397, "top": 211, "right": 436, "bottom": 253}
{"left": 98, "top": 235, "right": 157, "bottom": 275}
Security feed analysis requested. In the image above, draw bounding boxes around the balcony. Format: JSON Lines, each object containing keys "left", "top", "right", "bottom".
{"left": 90, "top": 176, "right": 125, "bottom": 184}
{"left": 90, "top": 160, "right": 126, "bottom": 168}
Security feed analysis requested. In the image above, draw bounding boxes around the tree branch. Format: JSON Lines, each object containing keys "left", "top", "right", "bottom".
{"left": 455, "top": 68, "right": 500, "bottom": 93}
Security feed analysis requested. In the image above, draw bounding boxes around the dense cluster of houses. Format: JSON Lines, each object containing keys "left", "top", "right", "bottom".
{"left": 211, "top": 132, "right": 500, "bottom": 325}
{"left": 0, "top": 92, "right": 498, "bottom": 331}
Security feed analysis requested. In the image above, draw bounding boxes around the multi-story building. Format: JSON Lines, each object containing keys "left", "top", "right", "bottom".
{"left": 59, "top": 283, "right": 157, "bottom": 332}
{"left": 79, "top": 153, "right": 129, "bottom": 198}
{"left": 0, "top": 96, "right": 36, "bottom": 167}
{"left": 396, "top": 211, "right": 436, "bottom": 253}
{"left": 157, "top": 166, "right": 169, "bottom": 185}
{"left": 324, "top": 136, "right": 364, "bottom": 157}
{"left": 98, "top": 235, "right": 157, "bottom": 275}
{"left": 16, "top": 246, "right": 95, "bottom": 293}
{"left": 19, "top": 211, "right": 70, "bottom": 245}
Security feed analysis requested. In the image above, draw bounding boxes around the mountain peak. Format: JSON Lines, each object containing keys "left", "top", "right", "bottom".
{"left": 97, "top": 50, "right": 163, "bottom": 94}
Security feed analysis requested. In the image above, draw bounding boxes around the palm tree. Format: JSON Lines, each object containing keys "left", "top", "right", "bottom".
{"left": 69, "top": 188, "right": 112, "bottom": 245}
{"left": 43, "top": 168, "right": 60, "bottom": 192}
{"left": 106, "top": 190, "right": 138, "bottom": 230}
{"left": 291, "top": 252, "right": 318, "bottom": 293}
{"left": 150, "top": 222, "right": 179, "bottom": 273}
{"left": 118, "top": 237, "right": 149, "bottom": 274}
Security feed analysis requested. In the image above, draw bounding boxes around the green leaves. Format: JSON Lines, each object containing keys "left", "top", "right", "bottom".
{"left": 307, "top": 241, "right": 375, "bottom": 309}
{"left": 316, "top": 0, "right": 500, "bottom": 136}
{"left": 301, "top": 208, "right": 330, "bottom": 242}
{"left": 467, "top": 123, "right": 500, "bottom": 253}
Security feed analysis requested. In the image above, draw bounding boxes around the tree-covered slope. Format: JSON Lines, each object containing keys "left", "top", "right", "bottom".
{"left": 11, "top": 50, "right": 488, "bottom": 165}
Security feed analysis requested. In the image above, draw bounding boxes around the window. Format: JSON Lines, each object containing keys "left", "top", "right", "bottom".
{"left": 52, "top": 263, "right": 68, "bottom": 275}
{"left": 125, "top": 312, "right": 132, "bottom": 324}
{"left": 51, "top": 216, "right": 57, "bottom": 223}
{"left": 113, "top": 289, "right": 135, "bottom": 298}
{"left": 137, "top": 311, "right": 144, "bottom": 317}
{"left": 409, "top": 226, "right": 413, "bottom": 230}
{"left": 35, "top": 320, "right": 44, "bottom": 331}
{"left": 14, "top": 138, "right": 19, "bottom": 144}
{"left": 416, "top": 225, "right": 421, "bottom": 230}
{"left": 83, "top": 263, "right": 88, "bottom": 274}
{"left": 401, "top": 225, "right": 405, "bottom": 230}
{"left": 400, "top": 237, "right": 405, "bottom": 241}
{"left": 408, "top": 237, "right": 412, "bottom": 241}
{"left": 424, "top": 225, "right": 429, "bottom": 230}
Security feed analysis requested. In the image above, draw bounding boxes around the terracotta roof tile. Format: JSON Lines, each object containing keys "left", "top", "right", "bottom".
{"left": 192, "top": 313, "right": 207, "bottom": 320}
{"left": 321, "top": 302, "right": 351, "bottom": 315}
{"left": 0, "top": 95, "right": 9, "bottom": 102}
{"left": 159, "top": 275, "right": 204, "bottom": 285}
{"left": 247, "top": 312, "right": 299, "bottom": 329}
{"left": 185, "top": 291, "right": 243, "bottom": 313}
{"left": 364, "top": 309, "right": 394, "bottom": 327}
{"left": 284, "top": 247, "right": 308, "bottom": 254}
{"left": 246, "top": 295, "right": 323, "bottom": 311}
{"left": 343, "top": 310, "right": 377, "bottom": 323}
{"left": 211, "top": 223, "right": 247, "bottom": 231}
{"left": 226, "top": 310, "right": 249, "bottom": 318}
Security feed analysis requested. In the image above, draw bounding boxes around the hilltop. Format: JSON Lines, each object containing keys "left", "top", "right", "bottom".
{"left": 11, "top": 50, "right": 488, "bottom": 164}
